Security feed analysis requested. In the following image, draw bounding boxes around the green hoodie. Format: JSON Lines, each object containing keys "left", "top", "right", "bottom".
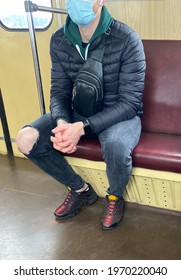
{"left": 64, "top": 6, "right": 112, "bottom": 60}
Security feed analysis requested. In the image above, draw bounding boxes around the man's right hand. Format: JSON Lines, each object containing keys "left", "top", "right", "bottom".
{"left": 50, "top": 120, "right": 84, "bottom": 154}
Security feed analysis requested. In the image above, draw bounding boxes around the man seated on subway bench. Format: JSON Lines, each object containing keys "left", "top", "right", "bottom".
{"left": 16, "top": 0, "right": 146, "bottom": 230}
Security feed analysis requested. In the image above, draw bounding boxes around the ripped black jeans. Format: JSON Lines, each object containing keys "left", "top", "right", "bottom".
{"left": 23, "top": 113, "right": 141, "bottom": 196}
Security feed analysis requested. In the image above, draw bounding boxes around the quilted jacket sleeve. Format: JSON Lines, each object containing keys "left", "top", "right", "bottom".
{"left": 49, "top": 33, "right": 73, "bottom": 123}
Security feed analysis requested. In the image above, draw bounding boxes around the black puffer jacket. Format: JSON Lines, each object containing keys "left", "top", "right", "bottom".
{"left": 50, "top": 19, "right": 146, "bottom": 134}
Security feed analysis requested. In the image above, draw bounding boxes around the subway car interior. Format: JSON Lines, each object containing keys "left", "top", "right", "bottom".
{"left": 0, "top": 0, "right": 181, "bottom": 261}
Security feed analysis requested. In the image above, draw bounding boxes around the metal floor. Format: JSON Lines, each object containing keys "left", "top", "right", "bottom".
{"left": 0, "top": 154, "right": 181, "bottom": 260}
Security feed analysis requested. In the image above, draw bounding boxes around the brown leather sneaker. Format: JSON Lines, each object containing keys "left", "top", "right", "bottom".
{"left": 54, "top": 183, "right": 98, "bottom": 219}
{"left": 101, "top": 195, "right": 124, "bottom": 230}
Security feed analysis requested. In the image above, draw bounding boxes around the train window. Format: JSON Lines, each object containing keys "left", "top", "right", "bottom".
{"left": 0, "top": 0, "right": 52, "bottom": 30}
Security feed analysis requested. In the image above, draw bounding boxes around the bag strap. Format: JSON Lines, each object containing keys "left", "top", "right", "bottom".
{"left": 89, "top": 26, "right": 112, "bottom": 62}
{"left": 90, "top": 46, "right": 105, "bottom": 62}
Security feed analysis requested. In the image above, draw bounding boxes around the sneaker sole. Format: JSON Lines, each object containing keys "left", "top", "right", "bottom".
{"left": 55, "top": 194, "right": 98, "bottom": 220}
{"left": 101, "top": 220, "right": 121, "bottom": 230}
{"left": 54, "top": 208, "right": 81, "bottom": 220}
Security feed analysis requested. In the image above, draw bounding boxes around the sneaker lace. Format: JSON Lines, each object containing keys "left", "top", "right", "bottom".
{"left": 106, "top": 201, "right": 117, "bottom": 216}
{"left": 63, "top": 191, "right": 75, "bottom": 205}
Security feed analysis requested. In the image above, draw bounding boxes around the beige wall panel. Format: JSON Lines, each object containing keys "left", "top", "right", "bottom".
{"left": 106, "top": 0, "right": 181, "bottom": 39}
{"left": 0, "top": 1, "right": 60, "bottom": 156}
{"left": 59, "top": 0, "right": 181, "bottom": 39}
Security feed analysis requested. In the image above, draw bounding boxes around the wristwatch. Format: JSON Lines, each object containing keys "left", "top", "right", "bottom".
{"left": 83, "top": 119, "right": 92, "bottom": 136}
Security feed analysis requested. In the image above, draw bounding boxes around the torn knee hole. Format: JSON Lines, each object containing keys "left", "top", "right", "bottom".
{"left": 16, "top": 127, "right": 39, "bottom": 155}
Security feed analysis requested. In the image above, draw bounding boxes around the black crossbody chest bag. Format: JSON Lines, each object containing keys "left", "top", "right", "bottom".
{"left": 72, "top": 40, "right": 105, "bottom": 118}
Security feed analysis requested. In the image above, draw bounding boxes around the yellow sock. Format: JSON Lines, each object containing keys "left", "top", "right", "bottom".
{"left": 108, "top": 194, "right": 118, "bottom": 201}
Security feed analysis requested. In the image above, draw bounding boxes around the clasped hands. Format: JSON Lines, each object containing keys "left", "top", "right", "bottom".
{"left": 50, "top": 120, "right": 85, "bottom": 154}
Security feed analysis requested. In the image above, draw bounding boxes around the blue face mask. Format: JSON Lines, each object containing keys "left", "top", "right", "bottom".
{"left": 66, "top": 0, "right": 98, "bottom": 27}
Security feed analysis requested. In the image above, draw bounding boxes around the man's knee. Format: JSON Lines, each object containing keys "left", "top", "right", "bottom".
{"left": 102, "top": 136, "right": 131, "bottom": 164}
{"left": 16, "top": 127, "right": 39, "bottom": 155}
